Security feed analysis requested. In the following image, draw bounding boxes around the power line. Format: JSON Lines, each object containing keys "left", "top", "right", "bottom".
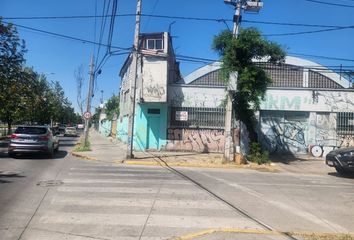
{"left": 3, "top": 20, "right": 354, "bottom": 66}
{"left": 2, "top": 20, "right": 131, "bottom": 51}
{"left": 264, "top": 25, "right": 354, "bottom": 37}
{"left": 2, "top": 13, "right": 353, "bottom": 29}
{"left": 304, "top": 0, "right": 354, "bottom": 8}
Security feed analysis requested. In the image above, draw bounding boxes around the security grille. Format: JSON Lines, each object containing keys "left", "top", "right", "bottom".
{"left": 337, "top": 112, "right": 354, "bottom": 135}
{"left": 169, "top": 107, "right": 225, "bottom": 129}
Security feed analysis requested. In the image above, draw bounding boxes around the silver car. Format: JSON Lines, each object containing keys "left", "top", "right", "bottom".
{"left": 8, "top": 125, "right": 59, "bottom": 158}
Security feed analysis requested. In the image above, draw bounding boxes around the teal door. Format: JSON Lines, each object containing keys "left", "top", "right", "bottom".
{"left": 147, "top": 115, "right": 160, "bottom": 149}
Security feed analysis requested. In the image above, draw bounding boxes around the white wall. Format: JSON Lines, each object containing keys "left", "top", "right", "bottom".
{"left": 261, "top": 89, "right": 354, "bottom": 112}
{"left": 168, "top": 85, "right": 226, "bottom": 108}
{"left": 141, "top": 57, "right": 167, "bottom": 102}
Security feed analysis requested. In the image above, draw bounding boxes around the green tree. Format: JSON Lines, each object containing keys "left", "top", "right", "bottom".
{"left": 213, "top": 28, "right": 286, "bottom": 141}
{"left": 0, "top": 19, "right": 27, "bottom": 134}
{"left": 105, "top": 94, "right": 120, "bottom": 121}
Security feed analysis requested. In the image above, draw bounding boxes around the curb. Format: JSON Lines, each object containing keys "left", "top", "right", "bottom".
{"left": 122, "top": 159, "right": 281, "bottom": 172}
{"left": 71, "top": 152, "right": 97, "bottom": 161}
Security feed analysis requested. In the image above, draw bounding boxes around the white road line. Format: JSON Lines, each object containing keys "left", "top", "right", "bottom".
{"left": 56, "top": 186, "right": 206, "bottom": 195}
{"left": 63, "top": 178, "right": 193, "bottom": 185}
{"left": 39, "top": 212, "right": 260, "bottom": 229}
{"left": 51, "top": 197, "right": 229, "bottom": 210}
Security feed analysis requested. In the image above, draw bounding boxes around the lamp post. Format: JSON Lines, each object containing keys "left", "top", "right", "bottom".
{"left": 223, "top": 0, "right": 263, "bottom": 162}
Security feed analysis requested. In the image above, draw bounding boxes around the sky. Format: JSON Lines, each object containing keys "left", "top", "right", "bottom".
{"left": 1, "top": 0, "right": 354, "bottom": 114}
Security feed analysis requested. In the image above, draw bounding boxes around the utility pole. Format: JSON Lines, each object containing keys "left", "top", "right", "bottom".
{"left": 84, "top": 54, "right": 95, "bottom": 145}
{"left": 127, "top": 0, "right": 142, "bottom": 159}
{"left": 223, "top": 0, "right": 263, "bottom": 162}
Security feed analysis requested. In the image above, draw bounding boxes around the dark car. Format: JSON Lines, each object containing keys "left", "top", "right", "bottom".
{"left": 326, "top": 147, "right": 354, "bottom": 175}
{"left": 8, "top": 125, "right": 59, "bottom": 158}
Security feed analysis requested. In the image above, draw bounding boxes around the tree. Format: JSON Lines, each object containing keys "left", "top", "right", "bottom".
{"left": 0, "top": 19, "right": 27, "bottom": 134}
{"left": 213, "top": 28, "right": 286, "bottom": 141}
{"left": 105, "top": 94, "right": 120, "bottom": 121}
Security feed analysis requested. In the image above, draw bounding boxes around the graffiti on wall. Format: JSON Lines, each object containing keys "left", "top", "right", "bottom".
{"left": 169, "top": 89, "right": 223, "bottom": 108}
{"left": 338, "top": 135, "right": 354, "bottom": 147}
{"left": 145, "top": 84, "right": 166, "bottom": 98}
{"left": 318, "top": 92, "right": 354, "bottom": 111}
{"left": 260, "top": 118, "right": 308, "bottom": 154}
{"left": 261, "top": 95, "right": 308, "bottom": 110}
{"left": 165, "top": 128, "right": 225, "bottom": 152}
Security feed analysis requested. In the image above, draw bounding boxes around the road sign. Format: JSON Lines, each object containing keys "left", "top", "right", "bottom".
{"left": 83, "top": 111, "right": 92, "bottom": 119}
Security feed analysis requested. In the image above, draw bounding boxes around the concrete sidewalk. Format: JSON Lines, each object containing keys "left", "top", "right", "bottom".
{"left": 71, "top": 130, "right": 332, "bottom": 175}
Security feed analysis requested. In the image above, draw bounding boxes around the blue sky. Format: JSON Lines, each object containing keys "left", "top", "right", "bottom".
{"left": 1, "top": 0, "right": 354, "bottom": 114}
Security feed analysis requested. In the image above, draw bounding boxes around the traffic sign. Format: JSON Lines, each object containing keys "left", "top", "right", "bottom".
{"left": 83, "top": 111, "right": 92, "bottom": 119}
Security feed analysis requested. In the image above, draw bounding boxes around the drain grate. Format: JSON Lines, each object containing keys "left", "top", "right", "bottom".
{"left": 37, "top": 180, "right": 64, "bottom": 187}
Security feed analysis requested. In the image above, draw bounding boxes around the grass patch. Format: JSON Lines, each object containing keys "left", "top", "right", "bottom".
{"left": 73, "top": 139, "right": 91, "bottom": 152}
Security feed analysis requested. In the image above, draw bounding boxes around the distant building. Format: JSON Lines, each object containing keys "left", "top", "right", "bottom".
{"left": 118, "top": 32, "right": 354, "bottom": 157}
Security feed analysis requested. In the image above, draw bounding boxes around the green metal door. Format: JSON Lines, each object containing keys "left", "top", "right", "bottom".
{"left": 147, "top": 115, "right": 160, "bottom": 149}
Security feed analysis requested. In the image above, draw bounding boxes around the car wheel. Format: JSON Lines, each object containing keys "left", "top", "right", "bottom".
{"left": 335, "top": 167, "right": 350, "bottom": 175}
{"left": 47, "top": 147, "right": 54, "bottom": 158}
{"left": 8, "top": 152, "right": 16, "bottom": 158}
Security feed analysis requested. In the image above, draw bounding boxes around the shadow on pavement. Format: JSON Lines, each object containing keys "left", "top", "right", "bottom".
{"left": 8, "top": 150, "right": 68, "bottom": 160}
{"left": 328, "top": 171, "right": 354, "bottom": 179}
{"left": 0, "top": 171, "right": 26, "bottom": 184}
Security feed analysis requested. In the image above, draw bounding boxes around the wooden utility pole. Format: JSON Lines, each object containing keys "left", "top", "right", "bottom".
{"left": 126, "top": 0, "right": 142, "bottom": 159}
{"left": 84, "top": 54, "right": 94, "bottom": 146}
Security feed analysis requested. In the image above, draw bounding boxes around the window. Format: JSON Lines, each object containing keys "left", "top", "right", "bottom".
{"left": 337, "top": 112, "right": 354, "bottom": 134}
{"left": 146, "top": 39, "right": 163, "bottom": 50}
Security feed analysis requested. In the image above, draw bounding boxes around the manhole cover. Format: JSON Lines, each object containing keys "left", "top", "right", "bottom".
{"left": 37, "top": 180, "right": 64, "bottom": 187}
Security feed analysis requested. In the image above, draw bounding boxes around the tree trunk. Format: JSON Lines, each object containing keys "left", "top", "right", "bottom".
{"left": 7, "top": 121, "right": 12, "bottom": 136}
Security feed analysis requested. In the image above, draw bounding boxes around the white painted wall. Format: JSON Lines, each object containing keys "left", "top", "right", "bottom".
{"left": 261, "top": 89, "right": 354, "bottom": 112}
{"left": 168, "top": 85, "right": 226, "bottom": 108}
{"left": 141, "top": 57, "right": 167, "bottom": 102}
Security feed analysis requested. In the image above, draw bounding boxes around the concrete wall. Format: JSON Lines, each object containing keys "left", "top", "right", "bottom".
{"left": 165, "top": 128, "right": 225, "bottom": 153}
{"left": 99, "top": 120, "right": 112, "bottom": 137}
{"left": 168, "top": 85, "right": 226, "bottom": 107}
{"left": 261, "top": 89, "right": 354, "bottom": 112}
{"left": 141, "top": 58, "right": 168, "bottom": 102}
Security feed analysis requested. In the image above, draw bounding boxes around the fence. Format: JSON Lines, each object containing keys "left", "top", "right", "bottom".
{"left": 337, "top": 112, "right": 354, "bottom": 135}
{"left": 169, "top": 107, "right": 225, "bottom": 129}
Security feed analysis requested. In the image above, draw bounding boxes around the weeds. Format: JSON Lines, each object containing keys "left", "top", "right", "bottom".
{"left": 246, "top": 142, "right": 270, "bottom": 165}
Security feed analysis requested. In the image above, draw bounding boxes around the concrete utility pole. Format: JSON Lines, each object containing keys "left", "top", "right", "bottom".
{"left": 84, "top": 54, "right": 95, "bottom": 146}
{"left": 126, "top": 0, "right": 142, "bottom": 159}
{"left": 223, "top": 0, "right": 263, "bottom": 162}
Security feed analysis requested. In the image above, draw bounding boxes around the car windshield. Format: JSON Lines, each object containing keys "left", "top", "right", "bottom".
{"left": 15, "top": 127, "right": 47, "bottom": 135}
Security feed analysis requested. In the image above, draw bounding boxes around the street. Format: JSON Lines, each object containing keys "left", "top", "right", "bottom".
{"left": 1, "top": 136, "right": 354, "bottom": 240}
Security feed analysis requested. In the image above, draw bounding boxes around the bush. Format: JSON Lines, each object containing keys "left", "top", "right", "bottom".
{"left": 246, "top": 142, "right": 270, "bottom": 165}
{"left": 74, "top": 139, "right": 91, "bottom": 152}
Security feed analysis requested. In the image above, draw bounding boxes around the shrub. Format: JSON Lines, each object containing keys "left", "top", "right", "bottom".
{"left": 246, "top": 142, "right": 270, "bottom": 165}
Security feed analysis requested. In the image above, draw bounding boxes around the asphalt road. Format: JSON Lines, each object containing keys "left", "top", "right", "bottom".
{"left": 0, "top": 136, "right": 353, "bottom": 240}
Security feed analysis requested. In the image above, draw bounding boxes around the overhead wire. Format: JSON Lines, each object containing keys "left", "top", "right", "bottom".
{"left": 1, "top": 20, "right": 131, "bottom": 51}
{"left": 2, "top": 13, "right": 352, "bottom": 29}
{"left": 304, "top": 0, "right": 354, "bottom": 8}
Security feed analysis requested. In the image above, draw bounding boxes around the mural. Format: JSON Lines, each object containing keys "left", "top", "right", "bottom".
{"left": 259, "top": 113, "right": 308, "bottom": 154}
{"left": 165, "top": 128, "right": 225, "bottom": 152}
{"left": 338, "top": 135, "right": 354, "bottom": 147}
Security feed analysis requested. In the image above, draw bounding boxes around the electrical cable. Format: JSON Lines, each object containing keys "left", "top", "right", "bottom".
{"left": 2, "top": 13, "right": 352, "bottom": 29}
{"left": 1, "top": 20, "right": 131, "bottom": 51}
{"left": 304, "top": 0, "right": 354, "bottom": 8}
{"left": 264, "top": 26, "right": 354, "bottom": 37}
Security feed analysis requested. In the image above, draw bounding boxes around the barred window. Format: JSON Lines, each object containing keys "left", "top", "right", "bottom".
{"left": 169, "top": 107, "right": 225, "bottom": 129}
{"left": 337, "top": 112, "right": 354, "bottom": 134}
{"left": 189, "top": 70, "right": 225, "bottom": 86}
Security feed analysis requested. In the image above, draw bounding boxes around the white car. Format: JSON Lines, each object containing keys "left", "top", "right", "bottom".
{"left": 64, "top": 127, "right": 77, "bottom": 137}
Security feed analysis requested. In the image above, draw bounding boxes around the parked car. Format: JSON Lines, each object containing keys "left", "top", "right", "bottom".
{"left": 77, "top": 124, "right": 84, "bottom": 130}
{"left": 58, "top": 124, "right": 66, "bottom": 135}
{"left": 64, "top": 127, "right": 77, "bottom": 137}
{"left": 8, "top": 125, "right": 59, "bottom": 158}
{"left": 326, "top": 147, "right": 354, "bottom": 175}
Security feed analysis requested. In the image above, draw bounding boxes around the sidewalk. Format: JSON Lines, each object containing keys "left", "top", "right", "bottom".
{"left": 72, "top": 130, "right": 332, "bottom": 175}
